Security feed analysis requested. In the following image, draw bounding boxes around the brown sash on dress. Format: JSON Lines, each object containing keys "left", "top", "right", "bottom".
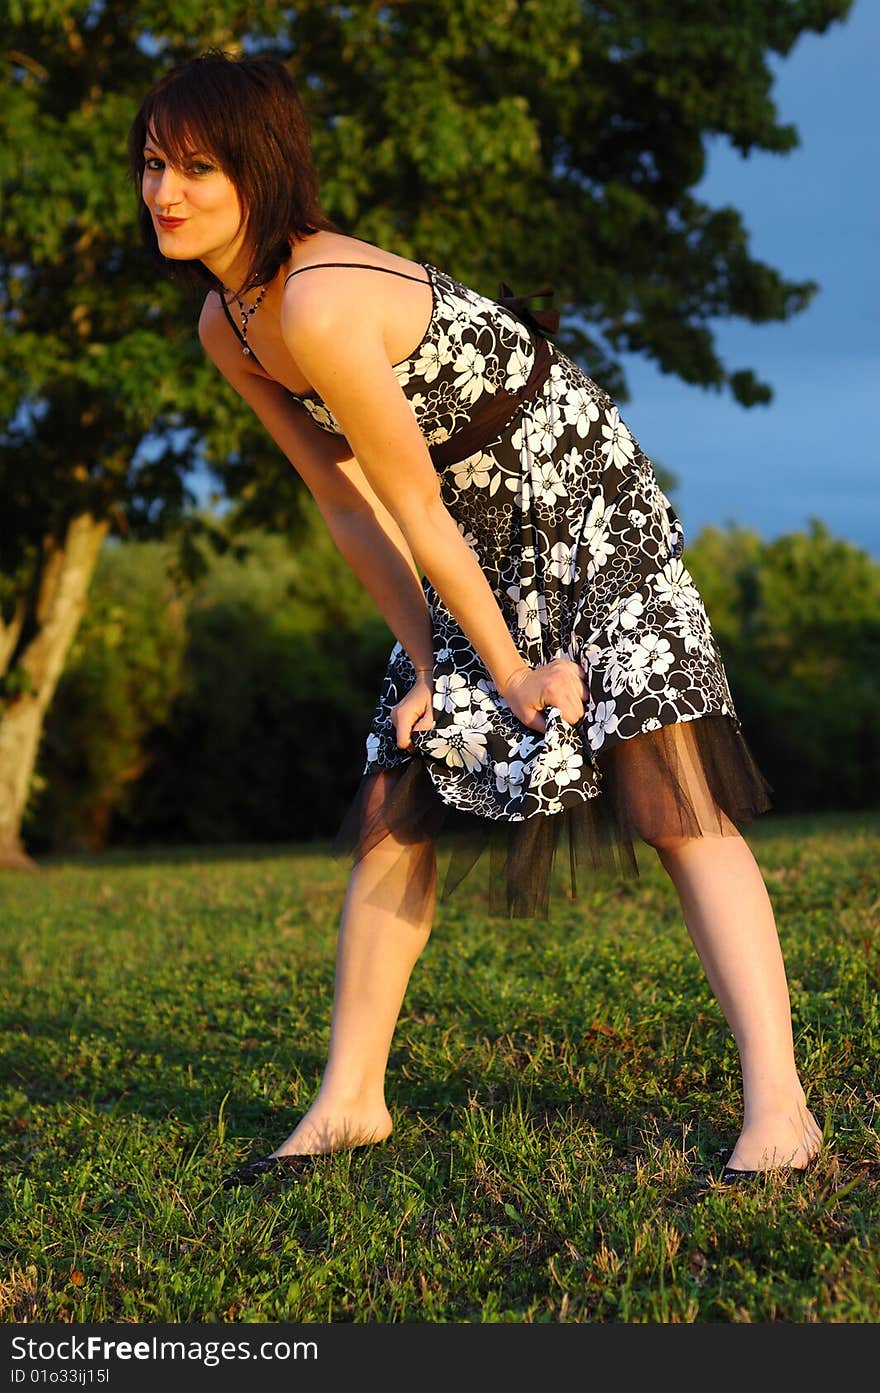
{"left": 428, "top": 283, "right": 560, "bottom": 470}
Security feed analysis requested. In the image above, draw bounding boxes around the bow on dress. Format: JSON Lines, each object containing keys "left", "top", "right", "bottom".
{"left": 496, "top": 281, "right": 560, "bottom": 339}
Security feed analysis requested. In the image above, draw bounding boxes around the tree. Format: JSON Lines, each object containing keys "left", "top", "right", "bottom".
{"left": 22, "top": 536, "right": 188, "bottom": 852}
{"left": 0, "top": 0, "right": 855, "bottom": 866}
{"left": 687, "top": 519, "right": 880, "bottom": 810}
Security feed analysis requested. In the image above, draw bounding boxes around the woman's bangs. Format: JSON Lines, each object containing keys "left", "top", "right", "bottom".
{"left": 144, "top": 90, "right": 226, "bottom": 170}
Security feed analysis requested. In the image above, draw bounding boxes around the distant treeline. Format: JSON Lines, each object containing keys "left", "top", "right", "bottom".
{"left": 23, "top": 509, "right": 880, "bottom": 853}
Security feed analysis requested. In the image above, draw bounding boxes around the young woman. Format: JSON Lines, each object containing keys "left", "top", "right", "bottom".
{"left": 129, "top": 50, "right": 822, "bottom": 1187}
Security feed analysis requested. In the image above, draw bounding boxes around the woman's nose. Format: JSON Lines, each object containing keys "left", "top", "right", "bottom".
{"left": 152, "top": 166, "right": 184, "bottom": 208}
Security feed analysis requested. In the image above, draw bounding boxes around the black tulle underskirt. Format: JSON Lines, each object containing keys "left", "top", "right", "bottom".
{"left": 333, "top": 712, "right": 774, "bottom": 921}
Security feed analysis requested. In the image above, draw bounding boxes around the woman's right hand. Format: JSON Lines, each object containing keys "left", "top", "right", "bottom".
{"left": 391, "top": 675, "right": 435, "bottom": 750}
{"left": 500, "top": 658, "right": 588, "bottom": 733}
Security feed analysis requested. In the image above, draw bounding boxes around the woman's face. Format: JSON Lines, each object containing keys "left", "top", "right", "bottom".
{"left": 141, "top": 125, "right": 246, "bottom": 272}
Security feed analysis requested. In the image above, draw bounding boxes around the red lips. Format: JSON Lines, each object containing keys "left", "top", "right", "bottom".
{"left": 157, "top": 216, "right": 186, "bottom": 228}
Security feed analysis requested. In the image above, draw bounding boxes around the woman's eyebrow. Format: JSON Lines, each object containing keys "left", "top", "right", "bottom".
{"left": 143, "top": 145, "right": 213, "bottom": 160}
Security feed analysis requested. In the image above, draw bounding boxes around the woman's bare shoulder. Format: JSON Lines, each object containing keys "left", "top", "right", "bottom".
{"left": 198, "top": 287, "right": 227, "bottom": 347}
{"left": 285, "top": 232, "right": 427, "bottom": 289}
{"left": 281, "top": 234, "right": 428, "bottom": 353}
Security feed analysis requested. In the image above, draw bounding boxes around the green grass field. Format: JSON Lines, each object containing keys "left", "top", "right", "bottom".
{"left": 1, "top": 808, "right": 878, "bottom": 1324}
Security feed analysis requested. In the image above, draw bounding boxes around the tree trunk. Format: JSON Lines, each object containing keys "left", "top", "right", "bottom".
{"left": 0, "top": 512, "right": 110, "bottom": 870}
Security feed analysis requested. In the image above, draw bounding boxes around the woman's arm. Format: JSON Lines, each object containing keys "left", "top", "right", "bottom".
{"left": 279, "top": 276, "right": 527, "bottom": 689}
{"left": 280, "top": 273, "right": 587, "bottom": 730}
{"left": 198, "top": 293, "right": 434, "bottom": 672}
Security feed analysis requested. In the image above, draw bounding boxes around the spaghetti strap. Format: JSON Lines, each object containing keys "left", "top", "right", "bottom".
{"left": 216, "top": 291, "right": 268, "bottom": 367}
{"left": 218, "top": 292, "right": 244, "bottom": 345}
{"left": 284, "top": 261, "right": 428, "bottom": 286}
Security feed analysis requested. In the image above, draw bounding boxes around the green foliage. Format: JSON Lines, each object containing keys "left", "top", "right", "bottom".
{"left": 24, "top": 538, "right": 188, "bottom": 848}
{"left": 686, "top": 519, "right": 880, "bottom": 812}
{"left": 0, "top": 812, "right": 877, "bottom": 1321}
{"left": 24, "top": 498, "right": 392, "bottom": 851}
{"left": 23, "top": 511, "right": 880, "bottom": 854}
{"left": 122, "top": 557, "right": 389, "bottom": 846}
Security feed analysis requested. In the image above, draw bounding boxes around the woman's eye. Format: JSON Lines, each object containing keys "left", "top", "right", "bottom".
{"left": 142, "top": 157, "right": 214, "bottom": 175}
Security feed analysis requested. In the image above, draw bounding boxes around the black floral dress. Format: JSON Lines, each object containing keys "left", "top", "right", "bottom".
{"left": 284, "top": 259, "right": 773, "bottom": 917}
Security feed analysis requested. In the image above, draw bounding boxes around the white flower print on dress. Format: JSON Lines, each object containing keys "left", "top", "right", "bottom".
{"left": 435, "top": 292, "right": 473, "bottom": 343}
{"left": 512, "top": 401, "right": 566, "bottom": 460}
{"left": 559, "top": 445, "right": 584, "bottom": 478}
{"left": 548, "top": 541, "right": 579, "bottom": 583}
{"left": 471, "top": 684, "right": 499, "bottom": 713}
{"left": 583, "top": 493, "right": 617, "bottom": 570}
{"left": 668, "top": 603, "right": 714, "bottom": 655}
{"left": 503, "top": 343, "right": 532, "bottom": 392}
{"left": 530, "top": 459, "right": 567, "bottom": 507}
{"left": 600, "top": 406, "right": 637, "bottom": 471}
{"left": 451, "top": 452, "right": 494, "bottom": 491}
{"left": 433, "top": 672, "right": 471, "bottom": 714}
{"left": 453, "top": 343, "right": 493, "bottom": 404}
{"left": 507, "top": 585, "right": 548, "bottom": 642}
{"left": 605, "top": 591, "right": 645, "bottom": 635}
{"left": 636, "top": 632, "right": 675, "bottom": 680}
{"left": 507, "top": 730, "right": 543, "bottom": 760}
{"left": 606, "top": 634, "right": 650, "bottom": 697}
{"left": 303, "top": 399, "right": 342, "bottom": 433}
{"left": 562, "top": 387, "right": 601, "bottom": 438}
{"left": 423, "top": 711, "right": 490, "bottom": 774}
{"left": 494, "top": 759, "right": 527, "bottom": 793}
{"left": 654, "top": 557, "right": 699, "bottom": 606}
{"left": 588, "top": 699, "right": 619, "bottom": 750}
{"left": 413, "top": 334, "right": 452, "bottom": 384}
{"left": 517, "top": 543, "right": 538, "bottom": 581}
{"left": 503, "top": 472, "right": 532, "bottom": 513}
{"left": 528, "top": 744, "right": 584, "bottom": 790}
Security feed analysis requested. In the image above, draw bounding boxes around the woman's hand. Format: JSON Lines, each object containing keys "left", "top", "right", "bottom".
{"left": 391, "top": 675, "right": 435, "bottom": 750}
{"left": 500, "top": 657, "right": 588, "bottom": 733}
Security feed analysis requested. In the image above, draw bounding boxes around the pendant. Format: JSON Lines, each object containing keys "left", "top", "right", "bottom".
{"left": 242, "top": 346, "right": 250, "bottom": 355}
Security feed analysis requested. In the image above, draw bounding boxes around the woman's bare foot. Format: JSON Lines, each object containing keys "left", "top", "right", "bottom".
{"left": 725, "top": 1096, "right": 822, "bottom": 1173}
{"left": 270, "top": 1098, "right": 393, "bottom": 1158}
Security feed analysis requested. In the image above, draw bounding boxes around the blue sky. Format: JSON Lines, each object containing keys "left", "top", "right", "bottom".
{"left": 614, "top": 0, "right": 878, "bottom": 559}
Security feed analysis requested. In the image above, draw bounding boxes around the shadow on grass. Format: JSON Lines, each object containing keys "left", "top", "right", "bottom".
{"left": 30, "top": 839, "right": 339, "bottom": 870}
{"left": 4, "top": 993, "right": 743, "bottom": 1187}
{"left": 25, "top": 804, "right": 878, "bottom": 876}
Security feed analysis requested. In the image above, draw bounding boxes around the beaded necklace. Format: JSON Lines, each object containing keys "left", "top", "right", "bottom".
{"left": 225, "top": 284, "right": 268, "bottom": 355}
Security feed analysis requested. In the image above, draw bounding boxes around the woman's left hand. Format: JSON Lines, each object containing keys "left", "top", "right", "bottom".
{"left": 500, "top": 657, "right": 588, "bottom": 733}
{"left": 391, "top": 675, "right": 435, "bottom": 750}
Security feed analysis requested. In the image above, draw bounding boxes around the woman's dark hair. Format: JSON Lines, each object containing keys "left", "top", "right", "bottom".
{"left": 128, "top": 49, "right": 342, "bottom": 294}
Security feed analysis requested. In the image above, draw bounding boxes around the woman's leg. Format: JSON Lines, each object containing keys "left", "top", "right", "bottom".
{"left": 273, "top": 790, "right": 437, "bottom": 1157}
{"left": 610, "top": 720, "right": 821, "bottom": 1171}
{"left": 655, "top": 833, "right": 821, "bottom": 1169}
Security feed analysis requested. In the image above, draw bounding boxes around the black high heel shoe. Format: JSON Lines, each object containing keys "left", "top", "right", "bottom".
{"left": 718, "top": 1160, "right": 815, "bottom": 1185}
{"left": 222, "top": 1154, "right": 319, "bottom": 1189}
{"left": 221, "top": 1144, "right": 376, "bottom": 1190}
